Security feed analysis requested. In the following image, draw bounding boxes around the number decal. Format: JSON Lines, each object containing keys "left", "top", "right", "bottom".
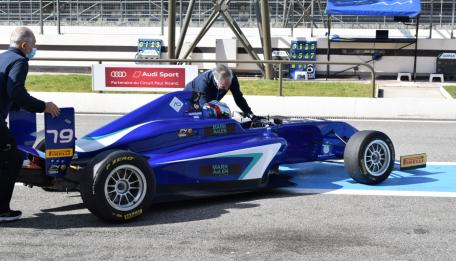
{"left": 46, "top": 129, "right": 74, "bottom": 144}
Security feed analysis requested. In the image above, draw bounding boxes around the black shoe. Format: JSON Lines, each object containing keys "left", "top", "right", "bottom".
{"left": 0, "top": 210, "right": 22, "bottom": 222}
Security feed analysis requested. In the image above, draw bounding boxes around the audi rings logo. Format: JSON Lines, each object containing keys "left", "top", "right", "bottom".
{"left": 110, "top": 71, "right": 127, "bottom": 78}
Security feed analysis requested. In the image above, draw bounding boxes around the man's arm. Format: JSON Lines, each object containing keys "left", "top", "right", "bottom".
{"left": 230, "top": 75, "right": 253, "bottom": 114}
{"left": 7, "top": 60, "right": 45, "bottom": 113}
{"left": 7, "top": 60, "right": 60, "bottom": 117}
{"left": 193, "top": 72, "right": 212, "bottom": 109}
{"left": 197, "top": 77, "right": 214, "bottom": 109}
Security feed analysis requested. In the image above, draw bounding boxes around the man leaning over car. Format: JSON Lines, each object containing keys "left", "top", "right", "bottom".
{"left": 184, "top": 64, "right": 255, "bottom": 117}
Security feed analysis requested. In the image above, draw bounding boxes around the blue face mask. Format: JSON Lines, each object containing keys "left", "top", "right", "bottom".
{"left": 26, "top": 47, "right": 37, "bottom": 60}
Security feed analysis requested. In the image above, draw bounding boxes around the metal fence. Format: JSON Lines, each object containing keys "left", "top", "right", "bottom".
{"left": 0, "top": 0, "right": 455, "bottom": 29}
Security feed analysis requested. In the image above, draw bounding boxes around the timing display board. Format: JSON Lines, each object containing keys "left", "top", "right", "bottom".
{"left": 137, "top": 39, "right": 162, "bottom": 57}
{"left": 138, "top": 39, "right": 162, "bottom": 52}
{"left": 289, "top": 40, "right": 317, "bottom": 80}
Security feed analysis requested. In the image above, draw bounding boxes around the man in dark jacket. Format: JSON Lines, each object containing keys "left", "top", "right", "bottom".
{"left": 184, "top": 64, "right": 254, "bottom": 116}
{"left": 0, "top": 27, "right": 60, "bottom": 222}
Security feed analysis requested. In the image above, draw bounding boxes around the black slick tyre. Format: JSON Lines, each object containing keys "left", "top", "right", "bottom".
{"left": 80, "top": 150, "right": 155, "bottom": 223}
{"left": 344, "top": 130, "right": 395, "bottom": 185}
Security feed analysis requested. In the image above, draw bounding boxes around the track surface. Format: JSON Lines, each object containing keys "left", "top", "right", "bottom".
{"left": 1, "top": 116, "right": 455, "bottom": 260}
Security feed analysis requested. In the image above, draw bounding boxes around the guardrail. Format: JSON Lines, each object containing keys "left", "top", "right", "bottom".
{"left": 34, "top": 58, "right": 377, "bottom": 98}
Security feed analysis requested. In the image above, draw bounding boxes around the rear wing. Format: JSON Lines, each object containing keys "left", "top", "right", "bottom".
{"left": 9, "top": 108, "right": 76, "bottom": 177}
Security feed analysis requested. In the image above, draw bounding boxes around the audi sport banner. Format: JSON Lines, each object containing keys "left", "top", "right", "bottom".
{"left": 92, "top": 64, "right": 198, "bottom": 92}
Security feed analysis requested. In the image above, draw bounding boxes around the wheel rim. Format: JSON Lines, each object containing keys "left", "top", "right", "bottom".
{"left": 363, "top": 139, "right": 391, "bottom": 177}
{"left": 104, "top": 165, "right": 147, "bottom": 212}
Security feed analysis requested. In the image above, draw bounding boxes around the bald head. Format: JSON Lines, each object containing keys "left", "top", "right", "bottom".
{"left": 10, "top": 27, "right": 35, "bottom": 49}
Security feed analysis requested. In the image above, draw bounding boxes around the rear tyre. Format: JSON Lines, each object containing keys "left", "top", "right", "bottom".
{"left": 80, "top": 150, "right": 156, "bottom": 222}
{"left": 344, "top": 130, "right": 395, "bottom": 185}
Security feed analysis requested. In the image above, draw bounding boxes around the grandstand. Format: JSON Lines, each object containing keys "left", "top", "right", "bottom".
{"left": 0, "top": 0, "right": 454, "bottom": 29}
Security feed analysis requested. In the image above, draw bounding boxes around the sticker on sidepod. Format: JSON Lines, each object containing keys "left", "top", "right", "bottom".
{"left": 177, "top": 128, "right": 193, "bottom": 138}
{"left": 169, "top": 97, "right": 184, "bottom": 112}
{"left": 400, "top": 153, "right": 427, "bottom": 170}
{"left": 199, "top": 164, "right": 242, "bottom": 176}
{"left": 318, "top": 144, "right": 334, "bottom": 157}
{"left": 204, "top": 123, "right": 236, "bottom": 136}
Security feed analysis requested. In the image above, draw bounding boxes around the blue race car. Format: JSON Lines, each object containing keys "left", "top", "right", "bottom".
{"left": 12, "top": 91, "right": 399, "bottom": 222}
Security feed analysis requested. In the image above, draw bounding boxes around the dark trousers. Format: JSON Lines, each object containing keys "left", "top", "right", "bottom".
{"left": 0, "top": 124, "right": 23, "bottom": 213}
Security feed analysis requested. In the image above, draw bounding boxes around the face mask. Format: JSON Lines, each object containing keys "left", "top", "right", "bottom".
{"left": 26, "top": 47, "right": 37, "bottom": 60}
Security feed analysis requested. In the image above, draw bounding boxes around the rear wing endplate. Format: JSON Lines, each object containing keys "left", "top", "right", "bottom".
{"left": 9, "top": 108, "right": 76, "bottom": 177}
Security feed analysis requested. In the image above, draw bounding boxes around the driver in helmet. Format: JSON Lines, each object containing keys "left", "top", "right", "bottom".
{"left": 184, "top": 64, "right": 254, "bottom": 117}
{"left": 202, "top": 100, "right": 232, "bottom": 119}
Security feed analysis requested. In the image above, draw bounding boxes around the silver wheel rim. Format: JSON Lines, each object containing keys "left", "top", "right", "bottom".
{"left": 363, "top": 140, "right": 391, "bottom": 177}
{"left": 104, "top": 165, "right": 147, "bottom": 212}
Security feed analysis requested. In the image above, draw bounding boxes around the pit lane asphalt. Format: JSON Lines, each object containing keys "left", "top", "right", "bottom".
{"left": 1, "top": 115, "right": 455, "bottom": 260}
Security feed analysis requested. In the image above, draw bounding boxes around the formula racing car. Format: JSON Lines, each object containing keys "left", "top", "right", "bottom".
{"left": 11, "top": 91, "right": 409, "bottom": 222}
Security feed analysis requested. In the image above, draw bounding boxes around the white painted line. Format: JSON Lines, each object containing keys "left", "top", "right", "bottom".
{"left": 312, "top": 160, "right": 456, "bottom": 165}
{"left": 282, "top": 188, "right": 456, "bottom": 198}
{"left": 342, "top": 119, "right": 456, "bottom": 123}
{"left": 75, "top": 113, "right": 122, "bottom": 117}
{"left": 74, "top": 113, "right": 456, "bottom": 123}
{"left": 427, "top": 162, "right": 456, "bottom": 165}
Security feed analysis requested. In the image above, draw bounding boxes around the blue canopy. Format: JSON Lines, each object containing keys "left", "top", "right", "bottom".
{"left": 325, "top": 0, "right": 421, "bottom": 17}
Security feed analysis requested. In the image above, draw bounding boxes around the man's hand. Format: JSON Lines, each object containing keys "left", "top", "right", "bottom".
{"left": 44, "top": 102, "right": 60, "bottom": 117}
{"left": 251, "top": 115, "right": 267, "bottom": 121}
{"left": 243, "top": 112, "right": 266, "bottom": 121}
{"left": 242, "top": 112, "right": 254, "bottom": 119}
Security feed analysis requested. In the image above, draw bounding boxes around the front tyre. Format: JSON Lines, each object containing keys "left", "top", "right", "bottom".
{"left": 80, "top": 150, "right": 155, "bottom": 222}
{"left": 344, "top": 130, "right": 395, "bottom": 185}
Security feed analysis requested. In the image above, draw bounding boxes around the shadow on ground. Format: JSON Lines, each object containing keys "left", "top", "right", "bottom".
{"left": 3, "top": 162, "right": 450, "bottom": 229}
{"left": 2, "top": 190, "right": 306, "bottom": 229}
